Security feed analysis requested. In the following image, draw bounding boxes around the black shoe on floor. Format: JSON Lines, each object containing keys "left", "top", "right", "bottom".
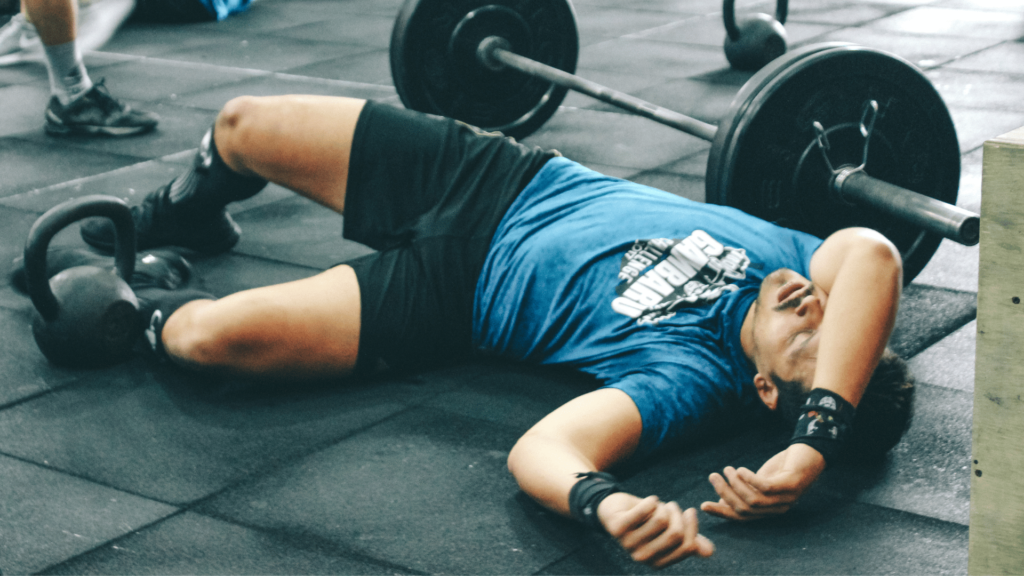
{"left": 45, "top": 80, "right": 159, "bottom": 137}
{"left": 80, "top": 182, "right": 241, "bottom": 255}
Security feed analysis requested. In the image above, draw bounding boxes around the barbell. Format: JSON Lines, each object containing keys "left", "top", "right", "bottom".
{"left": 389, "top": 0, "right": 979, "bottom": 284}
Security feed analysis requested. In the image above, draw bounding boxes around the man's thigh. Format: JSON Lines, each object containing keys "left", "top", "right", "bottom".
{"left": 343, "top": 101, "right": 553, "bottom": 251}
{"left": 216, "top": 95, "right": 365, "bottom": 214}
{"left": 349, "top": 236, "right": 488, "bottom": 373}
{"left": 166, "top": 265, "right": 362, "bottom": 379}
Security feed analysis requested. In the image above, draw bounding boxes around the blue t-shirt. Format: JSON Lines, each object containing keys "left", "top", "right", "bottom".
{"left": 472, "top": 158, "right": 823, "bottom": 461}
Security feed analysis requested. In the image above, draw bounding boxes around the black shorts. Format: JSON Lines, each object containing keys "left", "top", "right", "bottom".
{"left": 343, "top": 101, "right": 555, "bottom": 372}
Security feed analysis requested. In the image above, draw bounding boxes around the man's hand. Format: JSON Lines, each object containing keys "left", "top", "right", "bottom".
{"left": 700, "top": 443, "right": 826, "bottom": 521}
{"left": 598, "top": 492, "right": 715, "bottom": 568}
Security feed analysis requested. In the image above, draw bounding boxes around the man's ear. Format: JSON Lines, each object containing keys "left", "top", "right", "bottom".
{"left": 754, "top": 373, "right": 779, "bottom": 411}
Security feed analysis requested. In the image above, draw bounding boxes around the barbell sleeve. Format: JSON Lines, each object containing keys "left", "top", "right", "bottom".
{"left": 479, "top": 36, "right": 720, "bottom": 142}
{"left": 833, "top": 168, "right": 980, "bottom": 246}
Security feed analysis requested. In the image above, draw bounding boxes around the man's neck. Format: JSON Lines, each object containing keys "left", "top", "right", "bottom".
{"left": 740, "top": 299, "right": 757, "bottom": 365}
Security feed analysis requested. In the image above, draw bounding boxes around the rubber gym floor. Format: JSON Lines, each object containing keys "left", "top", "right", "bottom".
{"left": 0, "top": 0, "right": 1020, "bottom": 573}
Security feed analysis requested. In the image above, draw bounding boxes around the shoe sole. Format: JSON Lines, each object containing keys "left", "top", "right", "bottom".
{"left": 45, "top": 120, "right": 158, "bottom": 137}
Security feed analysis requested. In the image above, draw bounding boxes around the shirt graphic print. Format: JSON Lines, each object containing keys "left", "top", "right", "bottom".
{"left": 611, "top": 230, "right": 751, "bottom": 324}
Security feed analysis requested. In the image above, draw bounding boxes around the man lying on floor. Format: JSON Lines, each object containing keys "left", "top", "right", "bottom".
{"left": 73, "top": 95, "right": 914, "bottom": 569}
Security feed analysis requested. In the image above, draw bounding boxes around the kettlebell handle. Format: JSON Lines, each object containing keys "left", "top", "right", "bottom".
{"left": 24, "top": 195, "right": 137, "bottom": 322}
{"left": 723, "top": 0, "right": 789, "bottom": 41}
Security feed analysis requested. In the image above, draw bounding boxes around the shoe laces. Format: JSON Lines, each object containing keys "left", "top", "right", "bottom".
{"left": 77, "top": 78, "right": 131, "bottom": 115}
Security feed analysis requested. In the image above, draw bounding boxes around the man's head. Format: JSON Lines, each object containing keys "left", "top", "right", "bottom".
{"left": 744, "top": 268, "right": 824, "bottom": 400}
{"left": 771, "top": 349, "right": 915, "bottom": 460}
{"left": 741, "top": 267, "right": 915, "bottom": 460}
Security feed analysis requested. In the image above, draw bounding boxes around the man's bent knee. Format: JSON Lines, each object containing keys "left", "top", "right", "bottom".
{"left": 214, "top": 95, "right": 263, "bottom": 173}
{"left": 161, "top": 300, "right": 230, "bottom": 370}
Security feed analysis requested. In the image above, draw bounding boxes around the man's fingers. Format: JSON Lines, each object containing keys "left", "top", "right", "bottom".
{"left": 653, "top": 533, "right": 716, "bottom": 568}
{"left": 630, "top": 502, "right": 685, "bottom": 563}
{"left": 713, "top": 468, "right": 801, "bottom": 515}
{"left": 646, "top": 507, "right": 716, "bottom": 568}
{"left": 700, "top": 499, "right": 745, "bottom": 521}
{"left": 708, "top": 472, "right": 753, "bottom": 515}
{"left": 619, "top": 499, "right": 671, "bottom": 551}
{"left": 737, "top": 467, "right": 800, "bottom": 496}
{"left": 605, "top": 495, "right": 659, "bottom": 538}
{"left": 723, "top": 466, "right": 766, "bottom": 505}
{"left": 695, "top": 534, "right": 715, "bottom": 557}
{"left": 700, "top": 498, "right": 790, "bottom": 521}
{"left": 736, "top": 467, "right": 771, "bottom": 490}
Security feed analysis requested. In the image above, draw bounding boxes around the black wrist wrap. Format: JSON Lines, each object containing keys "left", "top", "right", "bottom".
{"left": 568, "top": 472, "right": 621, "bottom": 531}
{"left": 789, "top": 388, "right": 856, "bottom": 467}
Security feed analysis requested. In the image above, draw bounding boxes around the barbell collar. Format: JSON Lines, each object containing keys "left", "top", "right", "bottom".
{"left": 832, "top": 168, "right": 979, "bottom": 246}
{"left": 479, "top": 37, "right": 719, "bottom": 142}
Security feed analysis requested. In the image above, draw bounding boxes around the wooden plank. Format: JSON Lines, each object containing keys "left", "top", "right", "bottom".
{"left": 971, "top": 125, "right": 1024, "bottom": 574}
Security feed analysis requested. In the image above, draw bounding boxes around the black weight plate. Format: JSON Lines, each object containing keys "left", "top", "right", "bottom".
{"left": 707, "top": 41, "right": 852, "bottom": 202}
{"left": 390, "top": 0, "right": 579, "bottom": 140}
{"left": 707, "top": 45, "right": 960, "bottom": 284}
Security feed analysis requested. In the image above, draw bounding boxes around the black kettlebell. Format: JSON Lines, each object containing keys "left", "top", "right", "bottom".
{"left": 24, "top": 195, "right": 139, "bottom": 368}
{"left": 723, "top": 0, "right": 789, "bottom": 71}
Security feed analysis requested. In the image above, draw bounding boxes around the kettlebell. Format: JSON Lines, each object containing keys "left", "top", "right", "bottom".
{"left": 723, "top": 0, "right": 789, "bottom": 71}
{"left": 24, "top": 195, "right": 139, "bottom": 368}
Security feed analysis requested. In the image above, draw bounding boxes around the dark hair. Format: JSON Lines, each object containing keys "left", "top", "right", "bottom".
{"left": 774, "top": 349, "right": 915, "bottom": 462}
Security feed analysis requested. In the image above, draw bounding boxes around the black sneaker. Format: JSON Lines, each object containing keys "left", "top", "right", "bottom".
{"left": 80, "top": 182, "right": 241, "bottom": 254}
{"left": 45, "top": 80, "right": 159, "bottom": 137}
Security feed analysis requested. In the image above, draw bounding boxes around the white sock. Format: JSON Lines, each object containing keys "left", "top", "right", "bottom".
{"left": 43, "top": 40, "right": 93, "bottom": 105}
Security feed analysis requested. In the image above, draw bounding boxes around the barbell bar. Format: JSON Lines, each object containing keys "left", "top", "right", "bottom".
{"left": 476, "top": 36, "right": 719, "bottom": 142}
{"left": 474, "top": 34, "right": 978, "bottom": 247}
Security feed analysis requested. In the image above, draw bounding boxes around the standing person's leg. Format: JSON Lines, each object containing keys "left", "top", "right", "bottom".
{"left": 21, "top": 0, "right": 158, "bottom": 136}
{"left": 22, "top": 0, "right": 88, "bottom": 103}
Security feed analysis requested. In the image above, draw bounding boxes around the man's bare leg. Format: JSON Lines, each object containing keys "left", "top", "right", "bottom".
{"left": 23, "top": 0, "right": 77, "bottom": 45}
{"left": 162, "top": 266, "right": 362, "bottom": 379}
{"left": 151, "top": 96, "right": 371, "bottom": 378}
{"left": 214, "top": 94, "right": 366, "bottom": 214}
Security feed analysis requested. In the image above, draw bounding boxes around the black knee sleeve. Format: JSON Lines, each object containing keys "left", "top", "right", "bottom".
{"left": 167, "top": 126, "right": 268, "bottom": 216}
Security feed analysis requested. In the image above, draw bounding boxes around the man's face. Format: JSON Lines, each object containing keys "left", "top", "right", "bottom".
{"left": 749, "top": 268, "right": 827, "bottom": 388}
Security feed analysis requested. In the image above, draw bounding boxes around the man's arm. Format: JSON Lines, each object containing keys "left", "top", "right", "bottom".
{"left": 703, "top": 227, "right": 903, "bottom": 520}
{"left": 804, "top": 227, "right": 903, "bottom": 405}
{"left": 507, "top": 388, "right": 714, "bottom": 568}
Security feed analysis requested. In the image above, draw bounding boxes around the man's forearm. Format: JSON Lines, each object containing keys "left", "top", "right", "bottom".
{"left": 812, "top": 231, "right": 902, "bottom": 405}
{"left": 507, "top": 432, "right": 597, "bottom": 516}
{"left": 506, "top": 388, "right": 643, "bottom": 516}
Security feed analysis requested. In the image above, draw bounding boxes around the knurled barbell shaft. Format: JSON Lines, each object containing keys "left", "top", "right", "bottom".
{"left": 480, "top": 37, "right": 720, "bottom": 142}
{"left": 833, "top": 168, "right": 979, "bottom": 246}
